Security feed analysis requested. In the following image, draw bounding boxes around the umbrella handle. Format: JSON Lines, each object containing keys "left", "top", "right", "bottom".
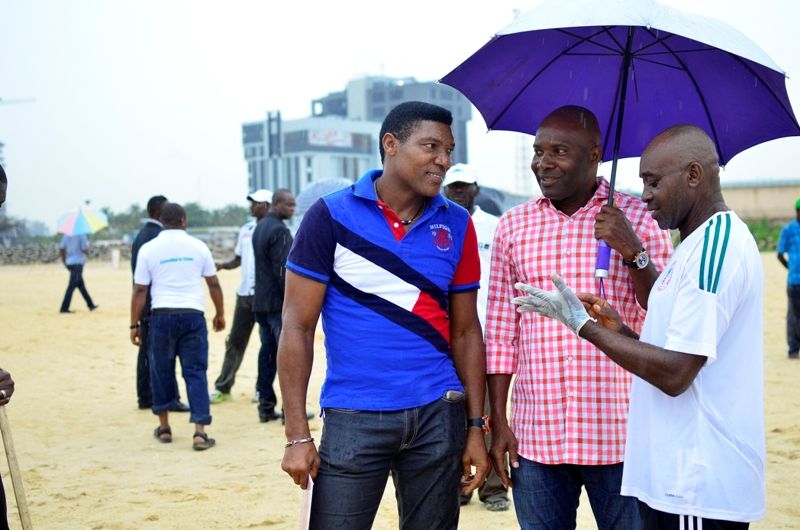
{"left": 595, "top": 240, "right": 611, "bottom": 279}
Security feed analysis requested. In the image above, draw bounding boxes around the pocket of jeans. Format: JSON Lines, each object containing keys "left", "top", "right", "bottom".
{"left": 441, "top": 390, "right": 465, "bottom": 403}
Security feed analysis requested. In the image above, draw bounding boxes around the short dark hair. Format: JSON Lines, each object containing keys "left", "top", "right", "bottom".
{"left": 0, "top": 164, "right": 6, "bottom": 185}
{"left": 160, "top": 202, "right": 186, "bottom": 227}
{"left": 146, "top": 195, "right": 168, "bottom": 218}
{"left": 378, "top": 101, "right": 453, "bottom": 162}
{"left": 272, "top": 188, "right": 293, "bottom": 206}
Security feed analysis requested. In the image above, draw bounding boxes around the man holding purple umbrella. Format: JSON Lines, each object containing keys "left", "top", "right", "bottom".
{"left": 485, "top": 105, "right": 672, "bottom": 529}
{"left": 513, "top": 125, "right": 765, "bottom": 528}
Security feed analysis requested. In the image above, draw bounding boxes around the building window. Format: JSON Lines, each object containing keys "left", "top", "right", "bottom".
{"left": 306, "top": 157, "right": 313, "bottom": 183}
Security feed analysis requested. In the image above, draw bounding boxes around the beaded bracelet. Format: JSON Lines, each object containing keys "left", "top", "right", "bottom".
{"left": 285, "top": 436, "right": 315, "bottom": 448}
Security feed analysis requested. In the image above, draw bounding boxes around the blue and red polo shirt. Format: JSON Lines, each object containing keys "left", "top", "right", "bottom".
{"left": 287, "top": 169, "right": 480, "bottom": 411}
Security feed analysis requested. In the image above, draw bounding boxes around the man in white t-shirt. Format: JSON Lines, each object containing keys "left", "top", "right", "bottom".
{"left": 512, "top": 125, "right": 765, "bottom": 528}
{"left": 209, "top": 189, "right": 272, "bottom": 404}
{"left": 443, "top": 163, "right": 509, "bottom": 513}
{"left": 131, "top": 203, "right": 226, "bottom": 451}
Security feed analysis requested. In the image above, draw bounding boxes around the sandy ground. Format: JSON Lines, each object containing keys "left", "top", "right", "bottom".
{"left": 0, "top": 254, "right": 797, "bottom": 529}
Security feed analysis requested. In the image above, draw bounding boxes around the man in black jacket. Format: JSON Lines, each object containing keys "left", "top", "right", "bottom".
{"left": 252, "top": 189, "right": 296, "bottom": 422}
{"left": 131, "top": 195, "right": 188, "bottom": 412}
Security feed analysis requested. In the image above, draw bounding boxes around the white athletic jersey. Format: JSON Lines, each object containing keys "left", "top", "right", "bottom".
{"left": 621, "top": 211, "right": 765, "bottom": 522}
{"left": 472, "top": 206, "right": 500, "bottom": 330}
{"left": 134, "top": 229, "right": 217, "bottom": 312}
{"left": 235, "top": 219, "right": 257, "bottom": 296}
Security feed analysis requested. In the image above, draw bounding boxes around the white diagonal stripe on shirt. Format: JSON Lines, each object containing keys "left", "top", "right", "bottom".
{"left": 334, "top": 243, "right": 420, "bottom": 311}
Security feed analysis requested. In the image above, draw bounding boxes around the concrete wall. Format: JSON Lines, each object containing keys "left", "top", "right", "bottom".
{"left": 723, "top": 184, "right": 800, "bottom": 221}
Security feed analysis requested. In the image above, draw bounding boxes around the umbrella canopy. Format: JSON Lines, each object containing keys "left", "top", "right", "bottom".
{"left": 295, "top": 178, "right": 353, "bottom": 219}
{"left": 57, "top": 205, "right": 109, "bottom": 236}
{"left": 441, "top": 0, "right": 800, "bottom": 172}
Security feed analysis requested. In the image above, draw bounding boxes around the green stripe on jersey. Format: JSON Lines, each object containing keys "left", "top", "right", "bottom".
{"left": 699, "top": 213, "right": 731, "bottom": 294}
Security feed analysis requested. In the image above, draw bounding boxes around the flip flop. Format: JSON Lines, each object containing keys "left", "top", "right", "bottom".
{"left": 192, "top": 432, "right": 216, "bottom": 451}
{"left": 153, "top": 426, "right": 172, "bottom": 443}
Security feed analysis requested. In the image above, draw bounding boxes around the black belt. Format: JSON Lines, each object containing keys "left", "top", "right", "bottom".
{"left": 151, "top": 308, "right": 203, "bottom": 315}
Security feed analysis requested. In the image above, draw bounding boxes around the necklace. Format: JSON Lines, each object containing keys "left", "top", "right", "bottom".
{"left": 374, "top": 178, "right": 426, "bottom": 226}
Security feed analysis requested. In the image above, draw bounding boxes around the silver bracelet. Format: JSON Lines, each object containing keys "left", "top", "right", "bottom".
{"left": 285, "top": 436, "right": 315, "bottom": 448}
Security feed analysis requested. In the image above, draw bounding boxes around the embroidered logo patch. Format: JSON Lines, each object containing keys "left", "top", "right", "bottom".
{"left": 430, "top": 224, "right": 453, "bottom": 251}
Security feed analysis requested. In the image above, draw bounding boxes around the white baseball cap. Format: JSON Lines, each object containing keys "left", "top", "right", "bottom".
{"left": 443, "top": 164, "right": 478, "bottom": 187}
{"left": 247, "top": 189, "right": 273, "bottom": 203}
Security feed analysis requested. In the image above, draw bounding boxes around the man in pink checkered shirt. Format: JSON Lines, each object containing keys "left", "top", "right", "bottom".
{"left": 485, "top": 105, "right": 673, "bottom": 529}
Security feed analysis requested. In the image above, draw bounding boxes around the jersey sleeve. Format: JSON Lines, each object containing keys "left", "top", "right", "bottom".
{"left": 133, "top": 245, "right": 151, "bottom": 286}
{"left": 286, "top": 198, "right": 337, "bottom": 283}
{"left": 450, "top": 217, "right": 480, "bottom": 292}
{"left": 201, "top": 244, "right": 217, "bottom": 277}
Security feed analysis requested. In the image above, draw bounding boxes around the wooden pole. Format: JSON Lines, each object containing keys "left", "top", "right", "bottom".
{"left": 0, "top": 407, "right": 32, "bottom": 529}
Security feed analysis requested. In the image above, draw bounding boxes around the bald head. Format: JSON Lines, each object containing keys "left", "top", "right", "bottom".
{"left": 539, "top": 105, "right": 602, "bottom": 148}
{"left": 644, "top": 125, "right": 721, "bottom": 193}
{"left": 640, "top": 125, "right": 727, "bottom": 237}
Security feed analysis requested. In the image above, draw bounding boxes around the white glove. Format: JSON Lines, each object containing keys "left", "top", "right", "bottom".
{"left": 512, "top": 274, "right": 591, "bottom": 336}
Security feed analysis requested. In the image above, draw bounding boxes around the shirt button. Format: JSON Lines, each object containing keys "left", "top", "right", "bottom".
{"left": 393, "top": 222, "right": 399, "bottom": 228}
{"left": 566, "top": 250, "right": 572, "bottom": 256}
{"left": 378, "top": 205, "right": 383, "bottom": 210}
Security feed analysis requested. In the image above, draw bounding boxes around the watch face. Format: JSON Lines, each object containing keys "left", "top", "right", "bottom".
{"left": 635, "top": 251, "right": 649, "bottom": 269}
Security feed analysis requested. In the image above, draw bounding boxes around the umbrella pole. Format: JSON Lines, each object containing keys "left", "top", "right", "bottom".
{"left": 596, "top": 27, "right": 635, "bottom": 281}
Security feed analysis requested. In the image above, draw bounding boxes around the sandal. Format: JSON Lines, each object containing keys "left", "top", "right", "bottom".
{"left": 192, "top": 432, "right": 216, "bottom": 451}
{"left": 153, "top": 426, "right": 172, "bottom": 443}
{"left": 485, "top": 497, "right": 510, "bottom": 512}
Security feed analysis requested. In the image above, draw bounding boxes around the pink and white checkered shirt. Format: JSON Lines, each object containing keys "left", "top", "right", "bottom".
{"left": 486, "top": 177, "right": 673, "bottom": 465}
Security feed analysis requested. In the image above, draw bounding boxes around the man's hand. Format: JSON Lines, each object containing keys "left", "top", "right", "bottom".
{"left": 130, "top": 327, "right": 141, "bottom": 346}
{"left": 489, "top": 421, "right": 518, "bottom": 488}
{"left": 578, "top": 293, "right": 622, "bottom": 332}
{"left": 594, "top": 204, "right": 643, "bottom": 259}
{"left": 281, "top": 443, "right": 321, "bottom": 490}
{"left": 212, "top": 314, "right": 225, "bottom": 332}
{"left": 460, "top": 429, "right": 491, "bottom": 495}
{"left": 512, "top": 274, "right": 591, "bottom": 335}
{"left": 0, "top": 369, "right": 15, "bottom": 406}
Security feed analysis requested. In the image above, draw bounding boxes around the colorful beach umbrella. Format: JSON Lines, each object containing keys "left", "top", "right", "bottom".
{"left": 57, "top": 205, "right": 109, "bottom": 236}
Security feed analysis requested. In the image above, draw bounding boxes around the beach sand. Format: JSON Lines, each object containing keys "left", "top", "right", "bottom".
{"left": 0, "top": 254, "right": 797, "bottom": 529}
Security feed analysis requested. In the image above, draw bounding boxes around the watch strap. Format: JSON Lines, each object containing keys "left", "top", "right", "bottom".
{"left": 466, "top": 416, "right": 490, "bottom": 433}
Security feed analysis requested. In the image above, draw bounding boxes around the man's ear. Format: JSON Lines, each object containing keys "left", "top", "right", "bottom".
{"left": 686, "top": 161, "right": 703, "bottom": 189}
{"left": 590, "top": 144, "right": 602, "bottom": 165}
{"left": 382, "top": 133, "right": 399, "bottom": 159}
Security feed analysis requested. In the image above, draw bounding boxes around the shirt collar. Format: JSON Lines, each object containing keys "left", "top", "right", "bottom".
{"left": 145, "top": 218, "right": 163, "bottom": 227}
{"left": 534, "top": 176, "right": 611, "bottom": 211}
{"left": 354, "top": 169, "right": 448, "bottom": 211}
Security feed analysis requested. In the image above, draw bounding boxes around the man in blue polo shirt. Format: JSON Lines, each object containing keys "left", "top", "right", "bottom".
{"left": 278, "top": 101, "right": 490, "bottom": 529}
{"left": 777, "top": 198, "right": 800, "bottom": 359}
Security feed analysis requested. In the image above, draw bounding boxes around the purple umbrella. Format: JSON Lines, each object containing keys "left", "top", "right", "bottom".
{"left": 441, "top": 0, "right": 800, "bottom": 276}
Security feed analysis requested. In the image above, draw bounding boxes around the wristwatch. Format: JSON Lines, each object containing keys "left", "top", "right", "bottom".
{"left": 467, "top": 416, "right": 490, "bottom": 433}
{"left": 622, "top": 248, "right": 650, "bottom": 270}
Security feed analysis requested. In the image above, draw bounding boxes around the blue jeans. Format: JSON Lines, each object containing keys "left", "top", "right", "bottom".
{"left": 148, "top": 312, "right": 211, "bottom": 425}
{"left": 310, "top": 394, "right": 467, "bottom": 529}
{"left": 254, "top": 311, "right": 280, "bottom": 413}
{"left": 60, "top": 264, "right": 95, "bottom": 311}
{"left": 786, "top": 285, "right": 800, "bottom": 354}
{"left": 511, "top": 457, "right": 641, "bottom": 530}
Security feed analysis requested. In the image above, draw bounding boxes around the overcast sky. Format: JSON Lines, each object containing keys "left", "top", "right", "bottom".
{"left": 1, "top": 0, "right": 798, "bottom": 229}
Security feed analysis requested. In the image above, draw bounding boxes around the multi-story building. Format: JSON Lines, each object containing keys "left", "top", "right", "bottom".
{"left": 242, "top": 76, "right": 473, "bottom": 197}
{"left": 313, "top": 76, "right": 472, "bottom": 165}
{"left": 242, "top": 111, "right": 380, "bottom": 195}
